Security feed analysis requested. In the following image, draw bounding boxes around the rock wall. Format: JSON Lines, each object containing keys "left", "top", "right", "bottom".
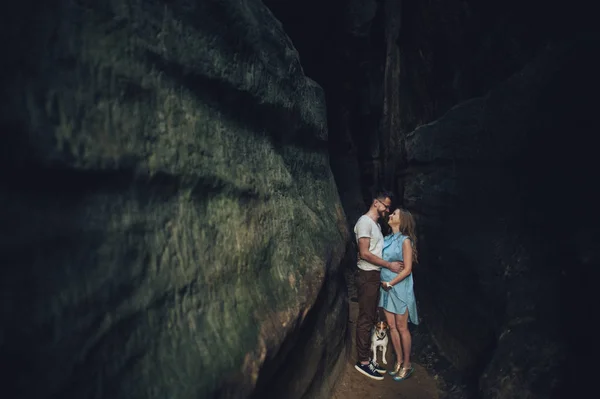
{"left": 0, "top": 1, "right": 348, "bottom": 398}
{"left": 394, "top": 0, "right": 589, "bottom": 134}
{"left": 403, "top": 39, "right": 599, "bottom": 398}
{"left": 264, "top": 0, "right": 389, "bottom": 218}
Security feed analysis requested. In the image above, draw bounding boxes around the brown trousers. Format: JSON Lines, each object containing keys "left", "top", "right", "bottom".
{"left": 355, "top": 269, "right": 381, "bottom": 362}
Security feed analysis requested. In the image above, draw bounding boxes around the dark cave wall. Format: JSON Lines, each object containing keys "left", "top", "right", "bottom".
{"left": 404, "top": 40, "right": 600, "bottom": 397}
{"left": 0, "top": 1, "right": 349, "bottom": 398}
{"left": 392, "top": 3, "right": 598, "bottom": 396}
{"left": 394, "top": 0, "right": 592, "bottom": 133}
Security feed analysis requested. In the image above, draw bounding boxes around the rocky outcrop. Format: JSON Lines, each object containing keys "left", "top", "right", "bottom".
{"left": 0, "top": 1, "right": 348, "bottom": 398}
{"left": 402, "top": 39, "right": 599, "bottom": 398}
{"left": 264, "top": 0, "right": 389, "bottom": 218}
{"left": 394, "top": 0, "right": 583, "bottom": 134}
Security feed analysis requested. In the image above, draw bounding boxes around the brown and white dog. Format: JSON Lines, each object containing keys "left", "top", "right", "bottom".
{"left": 371, "top": 321, "right": 389, "bottom": 365}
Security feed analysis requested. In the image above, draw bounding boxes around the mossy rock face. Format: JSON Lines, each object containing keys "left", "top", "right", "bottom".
{"left": 0, "top": 1, "right": 348, "bottom": 398}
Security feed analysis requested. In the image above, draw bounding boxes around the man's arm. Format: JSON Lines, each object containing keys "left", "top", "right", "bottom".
{"left": 358, "top": 238, "right": 403, "bottom": 273}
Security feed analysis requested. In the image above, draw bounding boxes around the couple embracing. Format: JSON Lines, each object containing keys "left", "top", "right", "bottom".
{"left": 353, "top": 190, "right": 419, "bottom": 382}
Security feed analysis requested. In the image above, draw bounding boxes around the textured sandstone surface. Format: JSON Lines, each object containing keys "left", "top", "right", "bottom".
{"left": 0, "top": 1, "right": 348, "bottom": 398}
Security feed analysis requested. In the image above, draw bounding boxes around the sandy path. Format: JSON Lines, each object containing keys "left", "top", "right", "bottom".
{"left": 330, "top": 300, "right": 440, "bottom": 399}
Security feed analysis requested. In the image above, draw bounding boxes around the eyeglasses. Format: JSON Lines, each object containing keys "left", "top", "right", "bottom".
{"left": 377, "top": 199, "right": 391, "bottom": 211}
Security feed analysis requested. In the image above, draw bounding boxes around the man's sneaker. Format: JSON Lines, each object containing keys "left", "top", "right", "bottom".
{"left": 354, "top": 362, "right": 384, "bottom": 380}
{"left": 370, "top": 359, "right": 386, "bottom": 374}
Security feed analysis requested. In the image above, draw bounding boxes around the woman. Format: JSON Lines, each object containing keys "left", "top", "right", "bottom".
{"left": 379, "top": 208, "right": 419, "bottom": 381}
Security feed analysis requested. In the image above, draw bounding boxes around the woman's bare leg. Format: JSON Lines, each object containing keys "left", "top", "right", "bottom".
{"left": 395, "top": 309, "right": 412, "bottom": 368}
{"left": 383, "top": 309, "right": 403, "bottom": 366}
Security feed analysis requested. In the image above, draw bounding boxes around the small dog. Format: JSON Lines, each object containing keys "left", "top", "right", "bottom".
{"left": 371, "top": 321, "right": 389, "bottom": 365}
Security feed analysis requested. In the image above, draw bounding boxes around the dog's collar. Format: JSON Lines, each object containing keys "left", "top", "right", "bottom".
{"left": 376, "top": 334, "right": 386, "bottom": 341}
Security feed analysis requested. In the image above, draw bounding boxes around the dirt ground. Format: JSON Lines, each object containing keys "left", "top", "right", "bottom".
{"left": 330, "top": 300, "right": 440, "bottom": 399}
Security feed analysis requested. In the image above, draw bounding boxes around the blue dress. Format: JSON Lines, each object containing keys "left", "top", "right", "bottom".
{"left": 379, "top": 234, "right": 419, "bottom": 325}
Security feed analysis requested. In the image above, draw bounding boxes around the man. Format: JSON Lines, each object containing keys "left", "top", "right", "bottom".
{"left": 353, "top": 190, "right": 404, "bottom": 380}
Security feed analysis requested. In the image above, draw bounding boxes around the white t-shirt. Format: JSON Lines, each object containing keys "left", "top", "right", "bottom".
{"left": 354, "top": 215, "right": 384, "bottom": 271}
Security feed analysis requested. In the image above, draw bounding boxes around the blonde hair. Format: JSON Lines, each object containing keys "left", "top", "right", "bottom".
{"left": 398, "top": 208, "right": 418, "bottom": 264}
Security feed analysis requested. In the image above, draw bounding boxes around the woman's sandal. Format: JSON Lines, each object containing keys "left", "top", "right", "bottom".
{"left": 388, "top": 362, "right": 403, "bottom": 376}
{"left": 393, "top": 365, "right": 414, "bottom": 381}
